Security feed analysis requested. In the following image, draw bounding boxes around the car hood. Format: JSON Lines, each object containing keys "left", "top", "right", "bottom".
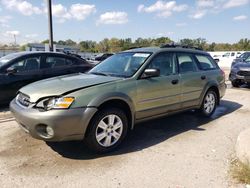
{"left": 235, "top": 63, "right": 250, "bottom": 70}
{"left": 234, "top": 58, "right": 243, "bottom": 62}
{"left": 20, "top": 73, "right": 122, "bottom": 102}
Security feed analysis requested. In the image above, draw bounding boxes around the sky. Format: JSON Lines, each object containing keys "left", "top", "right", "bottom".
{"left": 0, "top": 0, "right": 249, "bottom": 45}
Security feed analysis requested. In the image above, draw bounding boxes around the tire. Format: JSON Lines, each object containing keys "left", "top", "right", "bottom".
{"left": 231, "top": 80, "right": 240, "bottom": 87}
{"left": 200, "top": 90, "right": 218, "bottom": 117}
{"left": 85, "top": 108, "right": 128, "bottom": 153}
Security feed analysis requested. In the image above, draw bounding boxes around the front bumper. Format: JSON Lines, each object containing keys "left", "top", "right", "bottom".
{"left": 229, "top": 71, "right": 250, "bottom": 83}
{"left": 10, "top": 99, "right": 97, "bottom": 142}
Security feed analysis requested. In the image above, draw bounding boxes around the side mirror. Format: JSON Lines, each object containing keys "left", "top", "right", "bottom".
{"left": 6, "top": 67, "right": 17, "bottom": 75}
{"left": 214, "top": 59, "right": 219, "bottom": 64}
{"left": 141, "top": 68, "right": 160, "bottom": 79}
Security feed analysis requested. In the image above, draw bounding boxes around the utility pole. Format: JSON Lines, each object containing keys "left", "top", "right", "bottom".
{"left": 13, "top": 34, "right": 16, "bottom": 46}
{"left": 47, "top": 0, "right": 54, "bottom": 52}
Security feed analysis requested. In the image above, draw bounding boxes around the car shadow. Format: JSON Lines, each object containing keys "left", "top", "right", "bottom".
{"left": 47, "top": 99, "right": 242, "bottom": 160}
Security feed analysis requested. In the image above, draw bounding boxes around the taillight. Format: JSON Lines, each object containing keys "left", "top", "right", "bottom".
{"left": 220, "top": 69, "right": 225, "bottom": 79}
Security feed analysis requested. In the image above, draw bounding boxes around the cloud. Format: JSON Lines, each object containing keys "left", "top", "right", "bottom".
{"left": 138, "top": 0, "right": 188, "bottom": 18}
{"left": 25, "top": 33, "right": 38, "bottom": 38}
{"left": 50, "top": 3, "right": 96, "bottom": 23}
{"left": 176, "top": 22, "right": 187, "bottom": 27}
{"left": 2, "top": 0, "right": 42, "bottom": 16}
{"left": 69, "top": 4, "right": 96, "bottom": 21}
{"left": 0, "top": 16, "right": 12, "bottom": 27}
{"left": 233, "top": 15, "right": 248, "bottom": 21}
{"left": 97, "top": 11, "right": 128, "bottom": 25}
{"left": 197, "top": 0, "right": 214, "bottom": 8}
{"left": 1, "top": 0, "right": 96, "bottom": 23}
{"left": 157, "top": 32, "right": 174, "bottom": 37}
{"left": 5, "top": 30, "right": 20, "bottom": 36}
{"left": 223, "top": 0, "right": 250, "bottom": 9}
{"left": 190, "top": 10, "right": 207, "bottom": 19}
{"left": 51, "top": 3, "right": 71, "bottom": 21}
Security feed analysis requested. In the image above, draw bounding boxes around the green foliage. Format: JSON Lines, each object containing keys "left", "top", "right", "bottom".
{"left": 39, "top": 38, "right": 250, "bottom": 53}
{"left": 19, "top": 45, "right": 27, "bottom": 51}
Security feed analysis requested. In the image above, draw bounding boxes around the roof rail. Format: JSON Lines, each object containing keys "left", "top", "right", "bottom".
{"left": 128, "top": 46, "right": 143, "bottom": 50}
{"left": 160, "top": 43, "right": 203, "bottom": 51}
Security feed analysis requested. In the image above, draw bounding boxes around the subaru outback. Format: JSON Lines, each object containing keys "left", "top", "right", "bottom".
{"left": 10, "top": 45, "right": 226, "bottom": 153}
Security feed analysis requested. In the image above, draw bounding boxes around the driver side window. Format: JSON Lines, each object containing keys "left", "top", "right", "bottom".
{"left": 148, "top": 53, "right": 176, "bottom": 76}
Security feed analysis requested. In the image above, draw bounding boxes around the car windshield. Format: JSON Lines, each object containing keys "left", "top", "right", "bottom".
{"left": 239, "top": 53, "right": 250, "bottom": 60}
{"left": 0, "top": 53, "right": 21, "bottom": 67}
{"left": 89, "top": 52, "right": 151, "bottom": 78}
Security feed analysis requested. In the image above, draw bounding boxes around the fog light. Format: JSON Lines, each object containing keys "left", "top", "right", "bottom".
{"left": 46, "top": 126, "right": 54, "bottom": 137}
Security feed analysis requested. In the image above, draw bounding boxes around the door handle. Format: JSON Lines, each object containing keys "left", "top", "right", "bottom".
{"left": 171, "top": 79, "right": 179, "bottom": 85}
{"left": 201, "top": 75, "right": 206, "bottom": 80}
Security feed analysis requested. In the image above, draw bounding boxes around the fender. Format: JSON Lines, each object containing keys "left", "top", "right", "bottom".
{"left": 198, "top": 80, "right": 220, "bottom": 107}
{"left": 87, "top": 92, "right": 136, "bottom": 129}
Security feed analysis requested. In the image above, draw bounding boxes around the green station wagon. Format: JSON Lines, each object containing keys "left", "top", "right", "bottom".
{"left": 10, "top": 45, "right": 226, "bottom": 153}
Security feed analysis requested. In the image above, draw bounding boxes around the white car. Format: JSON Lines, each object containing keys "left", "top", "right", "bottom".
{"left": 216, "top": 52, "right": 242, "bottom": 68}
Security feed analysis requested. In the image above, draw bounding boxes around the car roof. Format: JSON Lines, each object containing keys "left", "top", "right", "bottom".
{"left": 125, "top": 46, "right": 209, "bottom": 55}
{"left": 9, "top": 51, "right": 70, "bottom": 57}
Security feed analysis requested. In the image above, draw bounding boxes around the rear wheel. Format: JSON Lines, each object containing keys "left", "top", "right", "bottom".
{"left": 85, "top": 108, "right": 128, "bottom": 153}
{"left": 200, "top": 90, "right": 217, "bottom": 117}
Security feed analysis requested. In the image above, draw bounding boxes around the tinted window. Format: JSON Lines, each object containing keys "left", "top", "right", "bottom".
{"left": 195, "top": 55, "right": 217, "bottom": 70}
{"left": 43, "top": 56, "right": 72, "bottom": 69}
{"left": 9, "top": 57, "right": 40, "bottom": 72}
{"left": 148, "top": 53, "right": 177, "bottom": 76}
{"left": 177, "top": 53, "right": 198, "bottom": 73}
{"left": 231, "top": 52, "right": 235, "bottom": 56}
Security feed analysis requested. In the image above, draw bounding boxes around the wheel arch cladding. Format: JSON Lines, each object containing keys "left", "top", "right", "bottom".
{"left": 87, "top": 93, "right": 135, "bottom": 130}
{"left": 200, "top": 82, "right": 220, "bottom": 106}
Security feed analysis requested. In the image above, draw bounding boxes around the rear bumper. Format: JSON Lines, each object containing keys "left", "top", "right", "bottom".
{"left": 219, "top": 82, "right": 226, "bottom": 98}
{"left": 10, "top": 99, "right": 97, "bottom": 142}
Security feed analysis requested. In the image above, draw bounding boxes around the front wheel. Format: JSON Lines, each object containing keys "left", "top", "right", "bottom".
{"left": 85, "top": 108, "right": 128, "bottom": 153}
{"left": 200, "top": 90, "right": 218, "bottom": 117}
{"left": 231, "top": 80, "right": 242, "bottom": 88}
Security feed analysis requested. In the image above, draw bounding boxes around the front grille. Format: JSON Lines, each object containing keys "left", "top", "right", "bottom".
{"left": 238, "top": 70, "right": 250, "bottom": 76}
{"left": 17, "top": 93, "right": 31, "bottom": 107}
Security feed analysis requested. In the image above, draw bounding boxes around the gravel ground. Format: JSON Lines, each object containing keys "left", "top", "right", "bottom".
{"left": 0, "top": 84, "right": 250, "bottom": 188}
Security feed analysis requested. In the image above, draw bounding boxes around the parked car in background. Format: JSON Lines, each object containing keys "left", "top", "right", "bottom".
{"left": 216, "top": 51, "right": 242, "bottom": 68}
{"left": 231, "top": 52, "right": 250, "bottom": 67}
{"left": 229, "top": 58, "right": 250, "bottom": 87}
{"left": 87, "top": 53, "right": 114, "bottom": 65}
{"left": 10, "top": 45, "right": 226, "bottom": 153}
{"left": 0, "top": 51, "right": 93, "bottom": 105}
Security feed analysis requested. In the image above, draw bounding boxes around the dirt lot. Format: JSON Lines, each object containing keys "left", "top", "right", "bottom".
{"left": 0, "top": 82, "right": 250, "bottom": 188}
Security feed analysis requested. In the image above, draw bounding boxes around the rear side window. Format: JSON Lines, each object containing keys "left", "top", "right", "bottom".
{"left": 177, "top": 53, "right": 198, "bottom": 73}
{"left": 42, "top": 56, "right": 72, "bottom": 69}
{"left": 195, "top": 55, "right": 217, "bottom": 70}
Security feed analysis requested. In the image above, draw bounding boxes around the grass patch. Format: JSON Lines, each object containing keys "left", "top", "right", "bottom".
{"left": 231, "top": 159, "right": 250, "bottom": 184}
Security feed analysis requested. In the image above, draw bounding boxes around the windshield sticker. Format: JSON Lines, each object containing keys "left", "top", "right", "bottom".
{"left": 133, "top": 53, "right": 150, "bottom": 58}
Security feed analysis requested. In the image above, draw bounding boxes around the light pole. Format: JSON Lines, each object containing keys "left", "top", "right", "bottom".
{"left": 13, "top": 34, "right": 16, "bottom": 46}
{"left": 47, "top": 0, "right": 54, "bottom": 52}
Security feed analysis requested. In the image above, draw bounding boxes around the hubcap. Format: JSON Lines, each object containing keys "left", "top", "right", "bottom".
{"left": 95, "top": 114, "right": 123, "bottom": 147}
{"left": 204, "top": 93, "right": 216, "bottom": 114}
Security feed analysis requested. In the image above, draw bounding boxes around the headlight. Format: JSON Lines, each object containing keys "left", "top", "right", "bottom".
{"left": 43, "top": 97, "right": 75, "bottom": 110}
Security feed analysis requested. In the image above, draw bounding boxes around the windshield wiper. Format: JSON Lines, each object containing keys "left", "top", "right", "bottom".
{"left": 90, "top": 72, "right": 110, "bottom": 76}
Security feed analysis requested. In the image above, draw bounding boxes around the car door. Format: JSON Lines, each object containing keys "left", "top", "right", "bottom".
{"left": 136, "top": 52, "right": 181, "bottom": 120}
{"left": 177, "top": 53, "right": 206, "bottom": 108}
{"left": 0, "top": 55, "right": 42, "bottom": 103}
